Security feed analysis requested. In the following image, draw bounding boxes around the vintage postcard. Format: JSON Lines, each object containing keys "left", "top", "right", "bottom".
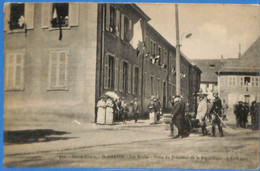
{"left": 3, "top": 2, "right": 260, "bottom": 169}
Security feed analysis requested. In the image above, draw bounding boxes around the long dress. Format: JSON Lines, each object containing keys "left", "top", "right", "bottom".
{"left": 106, "top": 99, "right": 114, "bottom": 124}
{"left": 196, "top": 99, "right": 207, "bottom": 123}
{"left": 148, "top": 101, "right": 156, "bottom": 124}
{"left": 96, "top": 99, "right": 106, "bottom": 124}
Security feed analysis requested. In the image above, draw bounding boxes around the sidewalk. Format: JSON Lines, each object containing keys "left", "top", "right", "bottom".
{"left": 4, "top": 119, "right": 169, "bottom": 156}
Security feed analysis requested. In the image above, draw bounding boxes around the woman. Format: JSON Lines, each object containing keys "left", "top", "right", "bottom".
{"left": 96, "top": 96, "right": 106, "bottom": 124}
{"left": 148, "top": 97, "right": 157, "bottom": 124}
{"left": 105, "top": 97, "right": 114, "bottom": 125}
{"left": 196, "top": 94, "right": 208, "bottom": 136}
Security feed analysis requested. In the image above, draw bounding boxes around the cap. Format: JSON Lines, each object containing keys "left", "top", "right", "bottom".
{"left": 134, "top": 98, "right": 138, "bottom": 101}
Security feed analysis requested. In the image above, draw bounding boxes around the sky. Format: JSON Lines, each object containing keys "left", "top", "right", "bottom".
{"left": 137, "top": 3, "right": 260, "bottom": 60}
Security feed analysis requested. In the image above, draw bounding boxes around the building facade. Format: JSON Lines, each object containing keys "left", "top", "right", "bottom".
{"left": 217, "top": 37, "right": 260, "bottom": 109}
{"left": 4, "top": 3, "right": 201, "bottom": 129}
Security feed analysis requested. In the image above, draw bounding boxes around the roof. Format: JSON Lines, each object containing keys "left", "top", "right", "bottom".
{"left": 217, "top": 67, "right": 260, "bottom": 74}
{"left": 130, "top": 4, "right": 151, "bottom": 21}
{"left": 218, "top": 36, "right": 260, "bottom": 74}
{"left": 192, "top": 59, "right": 225, "bottom": 83}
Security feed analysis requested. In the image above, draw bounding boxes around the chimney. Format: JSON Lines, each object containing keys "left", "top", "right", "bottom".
{"left": 221, "top": 54, "right": 224, "bottom": 62}
{"left": 239, "top": 43, "right": 241, "bottom": 58}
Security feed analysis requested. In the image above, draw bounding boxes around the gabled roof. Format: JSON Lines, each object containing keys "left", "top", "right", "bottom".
{"left": 192, "top": 59, "right": 225, "bottom": 83}
{"left": 219, "top": 36, "right": 260, "bottom": 73}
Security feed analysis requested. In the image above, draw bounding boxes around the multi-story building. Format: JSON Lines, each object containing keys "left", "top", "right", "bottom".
{"left": 217, "top": 37, "right": 260, "bottom": 108}
{"left": 4, "top": 3, "right": 201, "bottom": 129}
{"left": 192, "top": 59, "right": 225, "bottom": 98}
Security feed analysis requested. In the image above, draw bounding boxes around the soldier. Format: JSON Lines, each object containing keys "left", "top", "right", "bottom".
{"left": 251, "top": 101, "right": 257, "bottom": 130}
{"left": 233, "top": 101, "right": 240, "bottom": 127}
{"left": 170, "top": 95, "right": 185, "bottom": 138}
{"left": 133, "top": 98, "right": 140, "bottom": 123}
{"left": 237, "top": 101, "right": 244, "bottom": 127}
{"left": 209, "top": 92, "right": 224, "bottom": 137}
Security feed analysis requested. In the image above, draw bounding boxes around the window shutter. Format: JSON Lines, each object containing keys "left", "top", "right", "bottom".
{"left": 4, "top": 3, "right": 10, "bottom": 31}
{"left": 106, "top": 4, "right": 110, "bottom": 31}
{"left": 120, "top": 14, "right": 124, "bottom": 40}
{"left": 139, "top": 68, "right": 141, "bottom": 95}
{"left": 115, "top": 9, "right": 120, "bottom": 37}
{"left": 21, "top": 53, "right": 25, "bottom": 90}
{"left": 41, "top": 3, "right": 51, "bottom": 28}
{"left": 69, "top": 3, "right": 79, "bottom": 27}
{"left": 7, "top": 54, "right": 14, "bottom": 89}
{"left": 132, "top": 66, "right": 135, "bottom": 95}
{"left": 119, "top": 61, "right": 123, "bottom": 92}
{"left": 128, "top": 63, "right": 131, "bottom": 94}
{"left": 49, "top": 52, "right": 58, "bottom": 88}
{"left": 59, "top": 52, "right": 66, "bottom": 87}
{"left": 15, "top": 54, "right": 22, "bottom": 88}
{"left": 129, "top": 19, "right": 133, "bottom": 41}
{"left": 104, "top": 54, "right": 109, "bottom": 89}
{"left": 25, "top": 3, "right": 34, "bottom": 29}
{"left": 114, "top": 57, "right": 119, "bottom": 91}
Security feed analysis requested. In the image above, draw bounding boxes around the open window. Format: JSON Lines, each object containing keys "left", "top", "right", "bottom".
{"left": 244, "top": 77, "right": 250, "bottom": 85}
{"left": 4, "top": 3, "right": 34, "bottom": 32}
{"left": 41, "top": 3, "right": 79, "bottom": 29}
{"left": 10, "top": 3, "right": 25, "bottom": 30}
{"left": 51, "top": 3, "right": 69, "bottom": 28}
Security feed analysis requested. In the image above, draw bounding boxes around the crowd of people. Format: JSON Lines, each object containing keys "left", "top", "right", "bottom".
{"left": 169, "top": 92, "right": 225, "bottom": 138}
{"left": 96, "top": 91, "right": 259, "bottom": 134}
{"left": 234, "top": 100, "right": 259, "bottom": 130}
{"left": 96, "top": 96, "right": 140, "bottom": 125}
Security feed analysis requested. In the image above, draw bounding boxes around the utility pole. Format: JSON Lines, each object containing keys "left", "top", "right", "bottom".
{"left": 175, "top": 4, "right": 181, "bottom": 96}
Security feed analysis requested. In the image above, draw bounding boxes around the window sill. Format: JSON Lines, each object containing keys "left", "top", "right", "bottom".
{"left": 49, "top": 27, "right": 71, "bottom": 31}
{"left": 47, "top": 87, "right": 69, "bottom": 91}
{"left": 106, "top": 31, "right": 117, "bottom": 39}
{"left": 4, "top": 88, "right": 25, "bottom": 91}
{"left": 6, "top": 29, "right": 26, "bottom": 34}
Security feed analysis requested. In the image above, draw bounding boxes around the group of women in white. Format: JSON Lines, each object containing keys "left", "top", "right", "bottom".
{"left": 96, "top": 96, "right": 114, "bottom": 125}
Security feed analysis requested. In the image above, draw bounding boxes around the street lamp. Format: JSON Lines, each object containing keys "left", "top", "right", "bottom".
{"left": 180, "top": 32, "right": 192, "bottom": 46}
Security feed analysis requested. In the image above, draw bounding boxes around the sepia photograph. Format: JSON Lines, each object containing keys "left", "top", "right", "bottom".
{"left": 2, "top": 2, "right": 260, "bottom": 169}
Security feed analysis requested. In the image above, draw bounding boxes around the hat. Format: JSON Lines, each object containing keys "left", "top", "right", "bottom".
{"left": 153, "top": 98, "right": 157, "bottom": 102}
{"left": 175, "top": 95, "right": 180, "bottom": 98}
{"left": 122, "top": 97, "right": 125, "bottom": 100}
{"left": 134, "top": 98, "right": 138, "bottom": 101}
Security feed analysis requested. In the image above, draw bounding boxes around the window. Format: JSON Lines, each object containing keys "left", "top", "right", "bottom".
{"left": 252, "top": 77, "right": 255, "bottom": 86}
{"left": 41, "top": 3, "right": 79, "bottom": 29}
{"left": 244, "top": 77, "right": 250, "bottom": 86}
{"left": 4, "top": 3, "right": 35, "bottom": 32}
{"left": 10, "top": 3, "right": 25, "bottom": 30}
{"left": 151, "top": 76, "right": 154, "bottom": 96}
{"left": 51, "top": 3, "right": 69, "bottom": 28}
{"left": 210, "top": 64, "right": 215, "bottom": 69}
{"left": 109, "top": 6, "right": 116, "bottom": 33}
{"left": 123, "top": 16, "right": 132, "bottom": 42}
{"left": 48, "top": 49, "right": 69, "bottom": 90}
{"left": 240, "top": 77, "right": 243, "bottom": 86}
{"left": 5, "top": 51, "right": 25, "bottom": 90}
{"left": 134, "top": 67, "right": 139, "bottom": 95}
{"left": 158, "top": 46, "right": 162, "bottom": 65}
{"left": 256, "top": 78, "right": 259, "bottom": 86}
{"left": 157, "top": 78, "right": 160, "bottom": 97}
{"left": 122, "top": 61, "right": 128, "bottom": 93}
{"left": 108, "top": 56, "right": 115, "bottom": 89}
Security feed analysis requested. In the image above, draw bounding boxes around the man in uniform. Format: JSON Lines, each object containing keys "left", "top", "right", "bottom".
{"left": 170, "top": 95, "right": 185, "bottom": 138}
{"left": 209, "top": 92, "right": 224, "bottom": 137}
